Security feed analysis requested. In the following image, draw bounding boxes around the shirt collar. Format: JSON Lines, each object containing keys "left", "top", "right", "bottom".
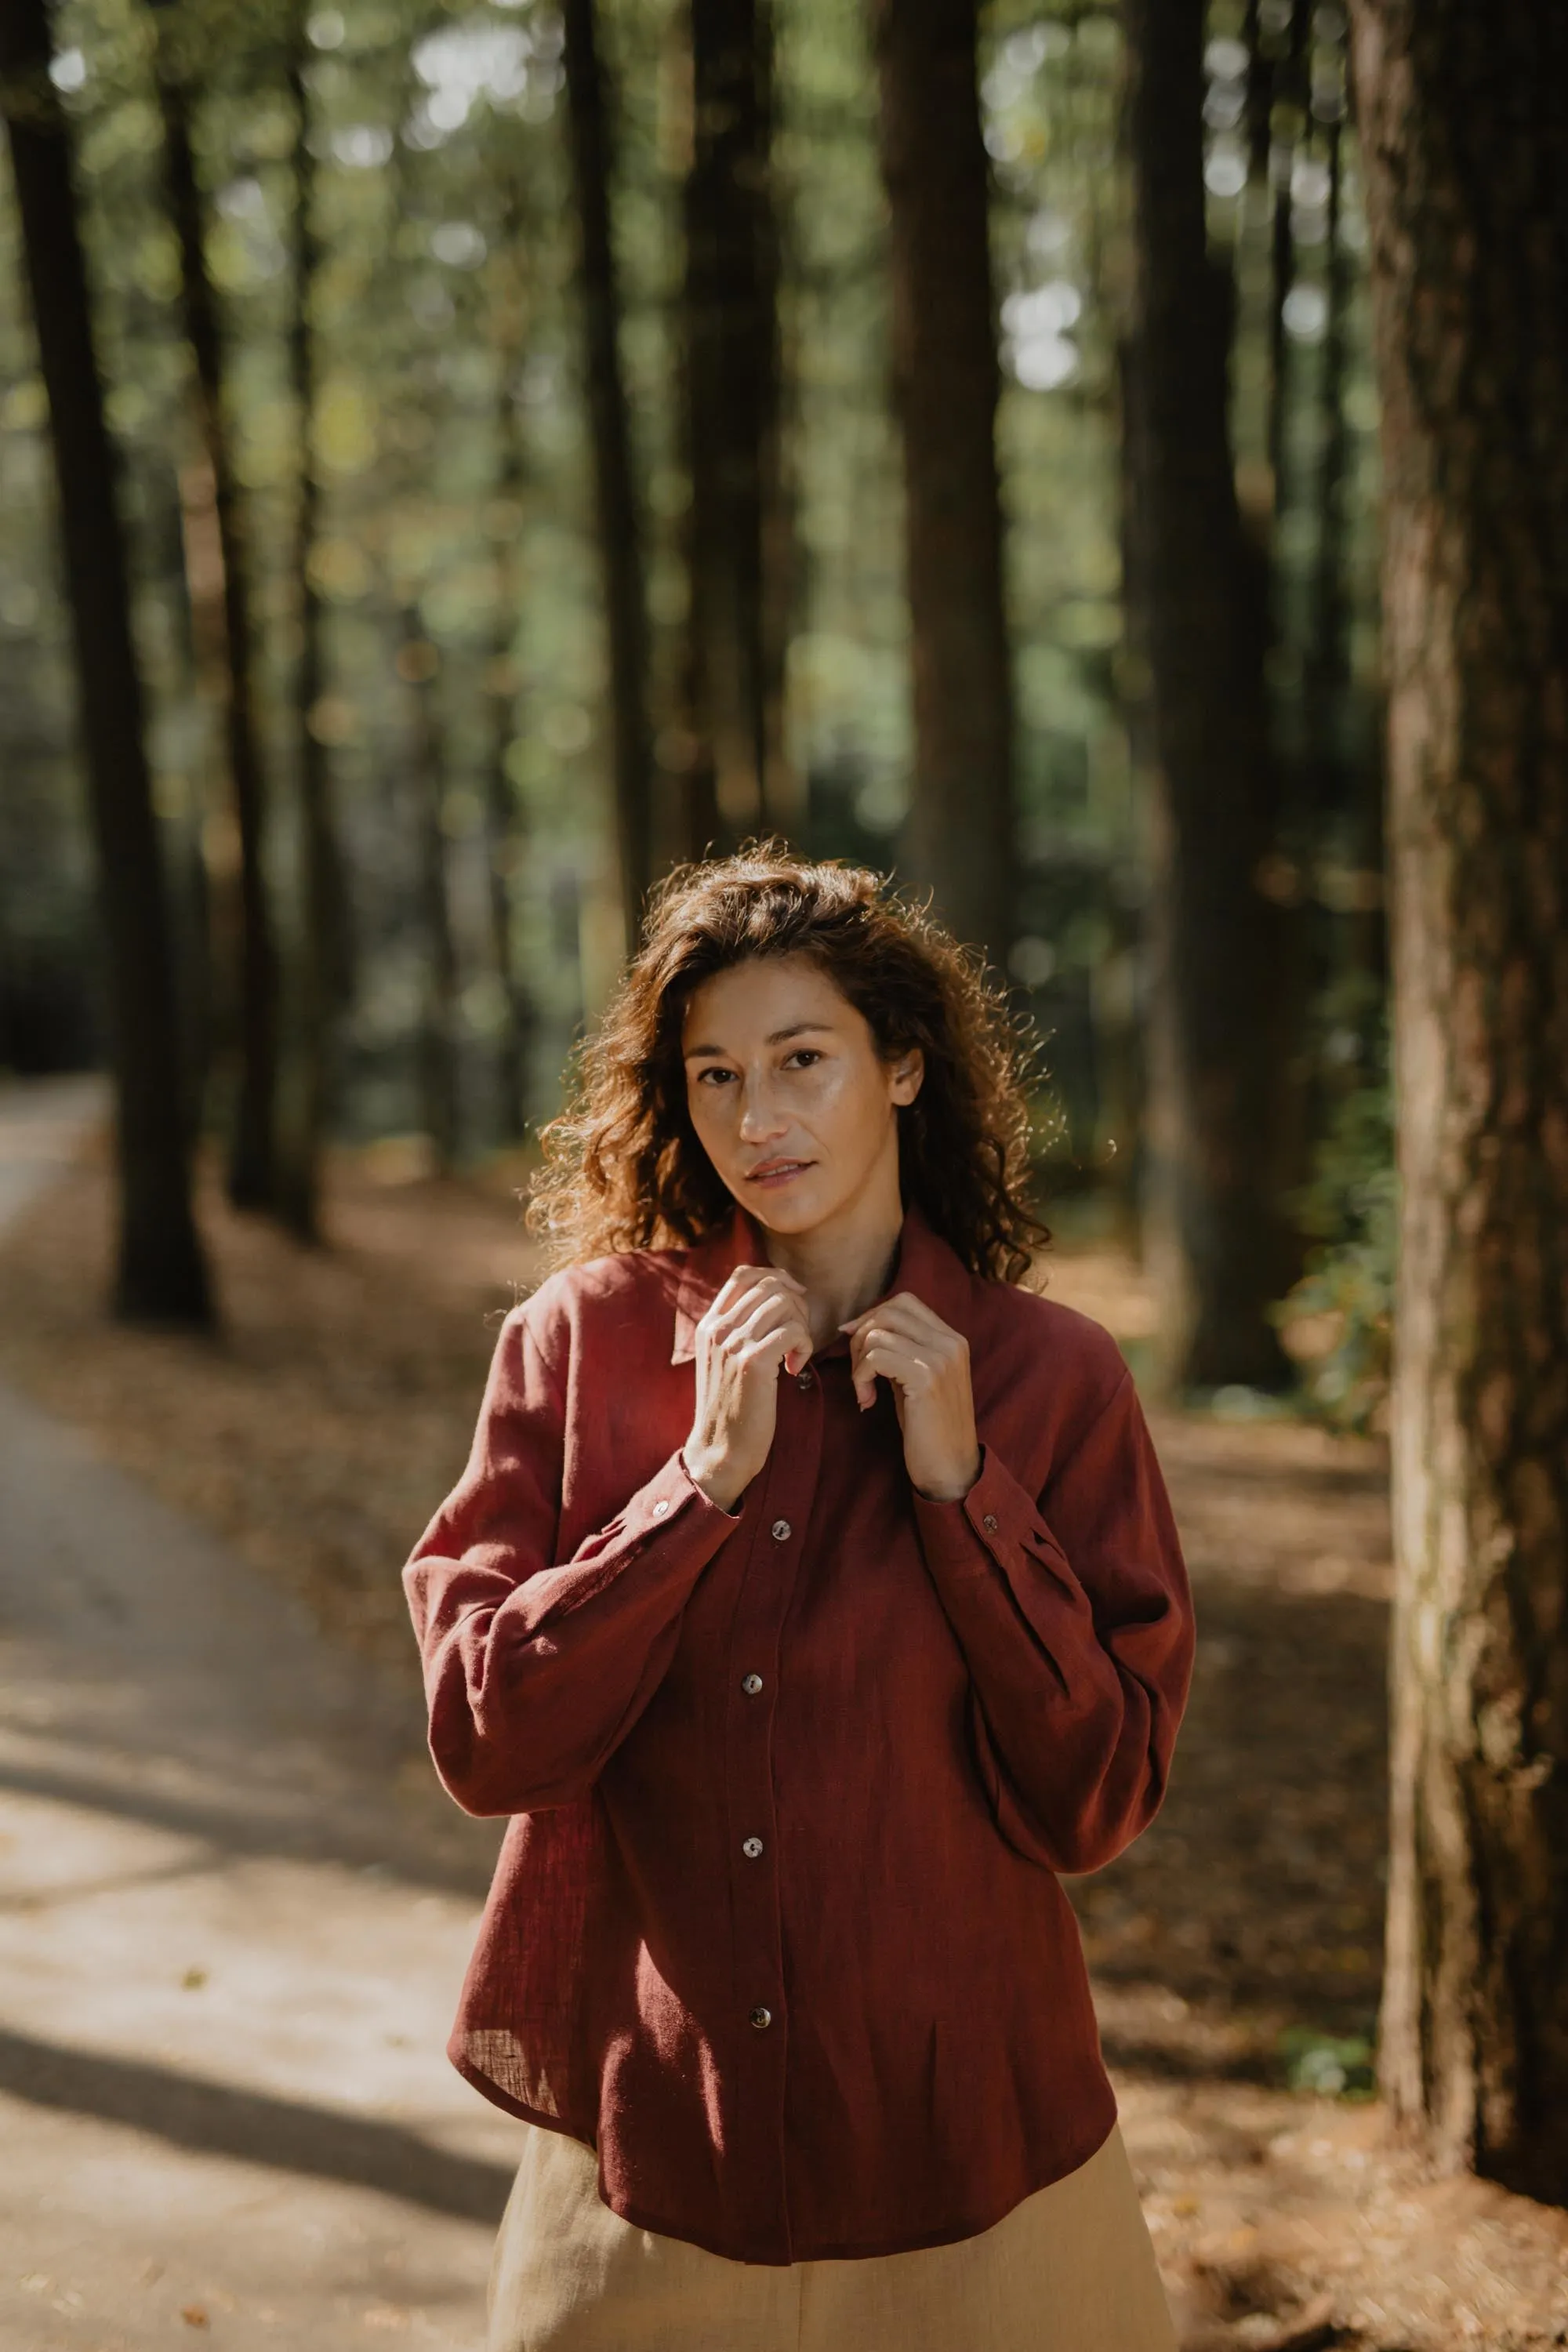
{"left": 670, "top": 1196, "right": 976, "bottom": 1364}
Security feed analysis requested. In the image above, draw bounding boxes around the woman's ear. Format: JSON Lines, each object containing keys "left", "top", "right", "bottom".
{"left": 890, "top": 1047, "right": 924, "bottom": 1107}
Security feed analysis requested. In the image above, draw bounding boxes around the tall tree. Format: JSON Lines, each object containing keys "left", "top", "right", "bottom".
{"left": 869, "top": 0, "right": 1013, "bottom": 972}
{"left": 275, "top": 16, "right": 350, "bottom": 1243}
{"left": 398, "top": 617, "right": 459, "bottom": 1172}
{"left": 1121, "top": 0, "right": 1294, "bottom": 1389}
{"left": 561, "top": 0, "right": 655, "bottom": 920}
{"left": 1300, "top": 80, "right": 1384, "bottom": 996}
{"left": 483, "top": 290, "right": 532, "bottom": 1142}
{"left": 0, "top": 0, "right": 211, "bottom": 1325}
{"left": 680, "top": 0, "right": 789, "bottom": 846}
{"left": 147, "top": 0, "right": 280, "bottom": 1213}
{"left": 1348, "top": 0, "right": 1568, "bottom": 2200}
{"left": 1261, "top": 0, "right": 1308, "bottom": 502}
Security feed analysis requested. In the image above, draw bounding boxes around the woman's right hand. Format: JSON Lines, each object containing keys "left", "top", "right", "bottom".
{"left": 681, "top": 1265, "right": 812, "bottom": 1513}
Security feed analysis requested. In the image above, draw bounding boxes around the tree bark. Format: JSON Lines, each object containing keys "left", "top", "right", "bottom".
{"left": 1304, "top": 118, "right": 1349, "bottom": 827}
{"left": 679, "top": 0, "right": 789, "bottom": 844}
{"left": 1122, "top": 0, "right": 1294, "bottom": 1390}
{"left": 400, "top": 617, "right": 459, "bottom": 1173}
{"left": 1348, "top": 0, "right": 1568, "bottom": 2201}
{"left": 869, "top": 0, "right": 1014, "bottom": 973}
{"left": 150, "top": 17, "right": 280, "bottom": 1214}
{"left": 561, "top": 0, "right": 655, "bottom": 919}
{"left": 1264, "top": 0, "right": 1306, "bottom": 502}
{"left": 275, "top": 24, "right": 349, "bottom": 1243}
{"left": 0, "top": 0, "right": 211, "bottom": 1325}
{"left": 484, "top": 318, "right": 532, "bottom": 1142}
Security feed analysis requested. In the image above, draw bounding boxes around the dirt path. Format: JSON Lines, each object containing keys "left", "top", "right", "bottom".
{"left": 0, "top": 1085, "right": 510, "bottom": 2350}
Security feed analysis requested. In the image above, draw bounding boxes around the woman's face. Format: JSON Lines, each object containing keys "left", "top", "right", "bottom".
{"left": 681, "top": 954, "right": 923, "bottom": 1239}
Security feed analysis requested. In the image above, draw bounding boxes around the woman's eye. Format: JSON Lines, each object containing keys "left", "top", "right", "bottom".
{"left": 786, "top": 1049, "right": 822, "bottom": 1069}
{"left": 696, "top": 1066, "right": 736, "bottom": 1086}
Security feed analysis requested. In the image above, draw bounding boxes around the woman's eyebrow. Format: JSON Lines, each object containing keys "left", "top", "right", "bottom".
{"left": 683, "top": 1021, "right": 837, "bottom": 1056}
{"left": 767, "top": 1021, "right": 835, "bottom": 1044}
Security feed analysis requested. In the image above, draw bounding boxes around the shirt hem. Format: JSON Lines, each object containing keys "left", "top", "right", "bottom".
{"left": 449, "top": 2049, "right": 594, "bottom": 2142}
{"left": 455, "top": 2042, "right": 1120, "bottom": 2267}
{"left": 604, "top": 2105, "right": 1123, "bottom": 2266}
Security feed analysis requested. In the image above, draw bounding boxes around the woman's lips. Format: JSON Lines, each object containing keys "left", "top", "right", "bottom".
{"left": 746, "top": 1160, "right": 814, "bottom": 1189}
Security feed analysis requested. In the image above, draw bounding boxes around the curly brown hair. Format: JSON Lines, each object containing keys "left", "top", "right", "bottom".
{"left": 528, "top": 845, "right": 1050, "bottom": 1284}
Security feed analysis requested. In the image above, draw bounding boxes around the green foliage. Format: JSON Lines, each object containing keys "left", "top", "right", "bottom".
{"left": 1275, "top": 994, "right": 1396, "bottom": 1434}
{"left": 1276, "top": 2024, "right": 1377, "bottom": 2101}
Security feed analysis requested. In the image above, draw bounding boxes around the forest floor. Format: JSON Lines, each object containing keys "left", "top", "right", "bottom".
{"left": 1, "top": 1092, "right": 1566, "bottom": 2350}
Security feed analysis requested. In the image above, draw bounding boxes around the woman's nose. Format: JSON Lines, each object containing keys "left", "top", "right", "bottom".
{"left": 737, "top": 1081, "right": 787, "bottom": 1140}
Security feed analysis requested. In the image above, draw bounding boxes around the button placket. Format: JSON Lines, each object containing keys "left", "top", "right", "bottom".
{"left": 721, "top": 1353, "right": 818, "bottom": 2241}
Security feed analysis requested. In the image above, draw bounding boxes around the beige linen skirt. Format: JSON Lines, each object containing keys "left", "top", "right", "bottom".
{"left": 487, "top": 2120, "right": 1178, "bottom": 2352}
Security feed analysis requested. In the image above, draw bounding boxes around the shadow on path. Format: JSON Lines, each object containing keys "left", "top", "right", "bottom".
{"left": 0, "top": 2021, "right": 516, "bottom": 2223}
{"left": 0, "top": 1752, "right": 496, "bottom": 1900}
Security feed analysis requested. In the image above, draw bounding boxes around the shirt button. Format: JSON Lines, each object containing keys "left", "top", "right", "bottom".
{"left": 742, "top": 1835, "right": 764, "bottom": 1859}
{"left": 652, "top": 1498, "right": 670, "bottom": 1518}
{"left": 982, "top": 1512, "right": 999, "bottom": 1533}
{"left": 771, "top": 1518, "right": 792, "bottom": 1541}
{"left": 750, "top": 2005, "right": 772, "bottom": 2031}
{"left": 796, "top": 1369, "right": 814, "bottom": 1391}
{"left": 741, "top": 1672, "right": 764, "bottom": 1695}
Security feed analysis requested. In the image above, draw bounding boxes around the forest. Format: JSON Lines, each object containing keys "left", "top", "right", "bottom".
{"left": 1, "top": 0, "right": 1566, "bottom": 2341}
{"left": 1, "top": 0, "right": 1391, "bottom": 1374}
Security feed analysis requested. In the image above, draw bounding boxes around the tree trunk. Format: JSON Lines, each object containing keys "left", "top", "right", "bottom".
{"left": 275, "top": 24, "right": 349, "bottom": 1243}
{"left": 150, "top": 20, "right": 280, "bottom": 1214}
{"left": 1264, "top": 0, "right": 1306, "bottom": 502}
{"left": 1303, "top": 118, "right": 1349, "bottom": 828}
{"left": 399, "top": 617, "right": 459, "bottom": 1173}
{"left": 0, "top": 0, "right": 210, "bottom": 1325}
{"left": 869, "top": 0, "right": 1013, "bottom": 974}
{"left": 1301, "top": 107, "right": 1385, "bottom": 997}
{"left": 680, "top": 0, "right": 789, "bottom": 844}
{"left": 561, "top": 0, "right": 655, "bottom": 918}
{"left": 1122, "top": 0, "right": 1294, "bottom": 1391}
{"left": 1348, "top": 0, "right": 1568, "bottom": 2201}
{"left": 484, "top": 321, "right": 532, "bottom": 1142}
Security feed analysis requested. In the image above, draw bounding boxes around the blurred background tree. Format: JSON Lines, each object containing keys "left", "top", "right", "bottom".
{"left": 871, "top": 0, "right": 1015, "bottom": 978}
{"left": 1, "top": 0, "right": 210, "bottom": 1323}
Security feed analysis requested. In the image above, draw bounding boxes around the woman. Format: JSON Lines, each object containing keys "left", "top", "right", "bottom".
{"left": 405, "top": 850, "right": 1194, "bottom": 2350}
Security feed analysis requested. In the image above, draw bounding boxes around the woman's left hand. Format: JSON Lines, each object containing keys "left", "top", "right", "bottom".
{"left": 840, "top": 1293, "right": 981, "bottom": 1504}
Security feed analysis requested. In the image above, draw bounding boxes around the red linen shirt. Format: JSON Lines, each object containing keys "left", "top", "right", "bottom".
{"left": 404, "top": 1201, "right": 1193, "bottom": 2265}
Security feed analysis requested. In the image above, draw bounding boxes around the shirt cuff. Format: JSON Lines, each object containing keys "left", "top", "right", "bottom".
{"left": 670, "top": 1447, "right": 744, "bottom": 1522}
{"left": 624, "top": 1446, "right": 743, "bottom": 1541}
{"left": 909, "top": 1442, "right": 1071, "bottom": 1586}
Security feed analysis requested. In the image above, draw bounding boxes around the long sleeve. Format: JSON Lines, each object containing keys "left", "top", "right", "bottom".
{"left": 403, "top": 1291, "right": 740, "bottom": 1817}
{"left": 911, "top": 1368, "right": 1193, "bottom": 1875}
